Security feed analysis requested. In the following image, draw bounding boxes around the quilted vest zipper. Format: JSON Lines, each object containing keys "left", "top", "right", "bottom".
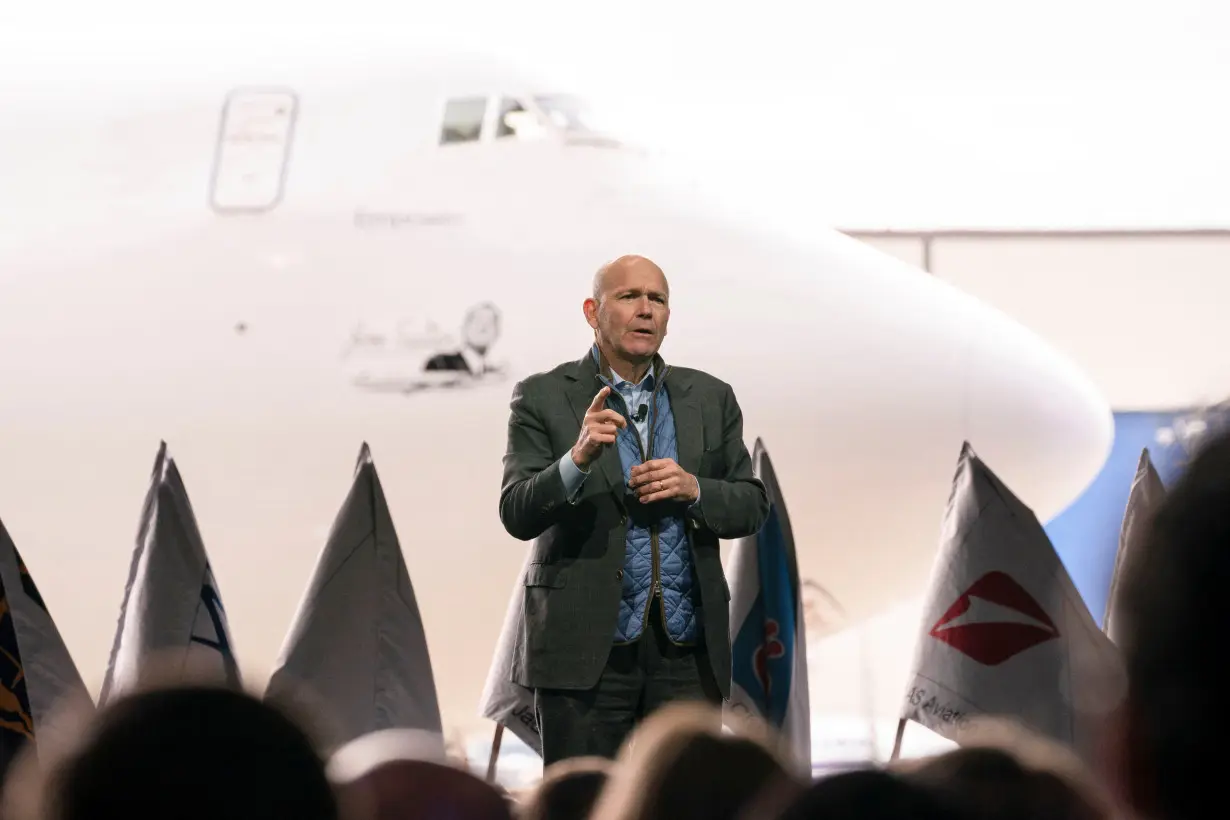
{"left": 597, "top": 348, "right": 674, "bottom": 639}
{"left": 638, "top": 365, "right": 671, "bottom": 630}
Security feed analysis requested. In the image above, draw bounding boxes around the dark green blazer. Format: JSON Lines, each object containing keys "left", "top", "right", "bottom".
{"left": 499, "top": 349, "right": 769, "bottom": 696}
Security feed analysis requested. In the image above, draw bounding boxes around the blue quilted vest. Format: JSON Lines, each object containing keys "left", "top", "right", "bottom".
{"left": 595, "top": 349, "right": 699, "bottom": 645}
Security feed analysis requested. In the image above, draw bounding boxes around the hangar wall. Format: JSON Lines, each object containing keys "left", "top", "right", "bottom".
{"left": 845, "top": 229, "right": 1230, "bottom": 411}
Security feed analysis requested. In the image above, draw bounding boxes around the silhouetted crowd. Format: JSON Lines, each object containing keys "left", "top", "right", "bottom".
{"left": 4, "top": 426, "right": 1226, "bottom": 820}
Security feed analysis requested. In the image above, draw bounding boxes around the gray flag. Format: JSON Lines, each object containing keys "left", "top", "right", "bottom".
{"left": 478, "top": 551, "right": 541, "bottom": 756}
{"left": 1104, "top": 448, "right": 1165, "bottom": 645}
{"left": 264, "top": 443, "right": 444, "bottom": 754}
{"left": 99, "top": 442, "right": 240, "bottom": 704}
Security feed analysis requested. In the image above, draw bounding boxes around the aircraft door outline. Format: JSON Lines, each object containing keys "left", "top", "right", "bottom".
{"left": 209, "top": 86, "right": 300, "bottom": 214}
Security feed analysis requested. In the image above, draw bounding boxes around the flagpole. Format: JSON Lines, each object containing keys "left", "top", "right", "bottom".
{"left": 486, "top": 723, "right": 505, "bottom": 782}
{"left": 889, "top": 718, "right": 906, "bottom": 762}
{"left": 857, "top": 623, "right": 878, "bottom": 762}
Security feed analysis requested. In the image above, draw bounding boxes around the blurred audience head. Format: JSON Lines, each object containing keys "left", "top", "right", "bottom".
{"left": 333, "top": 757, "right": 512, "bottom": 820}
{"left": 900, "top": 719, "right": 1112, "bottom": 820}
{"left": 519, "top": 756, "right": 612, "bottom": 820}
{"left": 765, "top": 767, "right": 970, "bottom": 820}
{"left": 326, "top": 727, "right": 449, "bottom": 783}
{"left": 588, "top": 702, "right": 798, "bottom": 820}
{"left": 1107, "top": 426, "right": 1230, "bottom": 820}
{"left": 41, "top": 682, "right": 338, "bottom": 820}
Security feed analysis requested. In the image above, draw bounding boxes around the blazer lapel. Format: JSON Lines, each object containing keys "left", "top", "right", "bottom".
{"left": 666, "top": 371, "right": 704, "bottom": 477}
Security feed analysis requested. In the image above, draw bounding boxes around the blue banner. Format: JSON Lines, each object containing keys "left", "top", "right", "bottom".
{"left": 1045, "top": 407, "right": 1230, "bottom": 624}
{"left": 731, "top": 502, "right": 799, "bottom": 728}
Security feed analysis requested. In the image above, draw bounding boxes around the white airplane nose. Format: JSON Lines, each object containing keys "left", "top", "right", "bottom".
{"left": 957, "top": 273, "right": 1114, "bottom": 515}
{"left": 630, "top": 219, "right": 1112, "bottom": 621}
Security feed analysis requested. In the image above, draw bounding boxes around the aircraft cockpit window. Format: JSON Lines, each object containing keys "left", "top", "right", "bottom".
{"left": 496, "top": 97, "right": 529, "bottom": 139}
{"left": 533, "top": 95, "right": 597, "bottom": 133}
{"left": 440, "top": 97, "right": 486, "bottom": 144}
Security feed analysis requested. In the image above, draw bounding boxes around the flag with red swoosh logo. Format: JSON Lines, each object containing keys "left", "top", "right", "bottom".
{"left": 900, "top": 442, "right": 1124, "bottom": 763}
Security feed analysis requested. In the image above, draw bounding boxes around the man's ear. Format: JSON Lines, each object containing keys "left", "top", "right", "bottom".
{"left": 1099, "top": 697, "right": 1155, "bottom": 818}
{"left": 583, "top": 298, "right": 599, "bottom": 330}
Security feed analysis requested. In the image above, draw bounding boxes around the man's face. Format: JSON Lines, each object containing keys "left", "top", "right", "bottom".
{"left": 586, "top": 261, "right": 670, "bottom": 362}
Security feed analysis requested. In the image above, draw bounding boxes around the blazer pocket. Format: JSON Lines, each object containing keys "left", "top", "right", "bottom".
{"left": 524, "top": 563, "right": 568, "bottom": 589}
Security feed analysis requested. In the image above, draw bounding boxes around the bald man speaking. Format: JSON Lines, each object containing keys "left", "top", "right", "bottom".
{"left": 498, "top": 255, "right": 769, "bottom": 764}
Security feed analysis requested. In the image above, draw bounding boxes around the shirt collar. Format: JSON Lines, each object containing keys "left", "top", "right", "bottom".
{"left": 611, "top": 364, "right": 654, "bottom": 390}
{"left": 591, "top": 343, "right": 655, "bottom": 389}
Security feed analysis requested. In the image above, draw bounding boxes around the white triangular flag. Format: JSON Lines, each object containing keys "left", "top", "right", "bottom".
{"left": 726, "top": 438, "right": 811, "bottom": 772}
{"left": 264, "top": 443, "right": 443, "bottom": 753}
{"left": 99, "top": 442, "right": 240, "bottom": 704}
{"left": 0, "top": 518, "right": 93, "bottom": 776}
{"left": 900, "top": 442, "right": 1124, "bottom": 763}
{"left": 1104, "top": 448, "right": 1165, "bottom": 645}
{"left": 478, "top": 551, "right": 542, "bottom": 756}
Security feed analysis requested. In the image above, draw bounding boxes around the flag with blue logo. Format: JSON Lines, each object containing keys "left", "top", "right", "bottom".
{"left": 726, "top": 438, "right": 811, "bottom": 770}
{"left": 264, "top": 443, "right": 444, "bottom": 754}
{"left": 99, "top": 442, "right": 240, "bottom": 704}
{"left": 0, "top": 516, "right": 92, "bottom": 780}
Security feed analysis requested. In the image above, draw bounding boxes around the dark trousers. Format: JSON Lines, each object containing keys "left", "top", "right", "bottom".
{"left": 535, "top": 599, "right": 723, "bottom": 767}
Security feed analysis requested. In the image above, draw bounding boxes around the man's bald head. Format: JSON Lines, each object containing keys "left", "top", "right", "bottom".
{"left": 584, "top": 255, "right": 671, "bottom": 370}
{"left": 591, "top": 255, "right": 669, "bottom": 305}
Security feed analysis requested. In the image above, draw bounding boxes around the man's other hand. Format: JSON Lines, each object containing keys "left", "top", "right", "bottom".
{"left": 628, "top": 458, "right": 699, "bottom": 504}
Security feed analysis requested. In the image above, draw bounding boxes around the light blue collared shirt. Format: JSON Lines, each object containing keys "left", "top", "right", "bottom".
{"left": 558, "top": 363, "right": 699, "bottom": 507}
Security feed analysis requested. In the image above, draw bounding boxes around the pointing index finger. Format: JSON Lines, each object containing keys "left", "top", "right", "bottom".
{"left": 588, "top": 386, "right": 611, "bottom": 412}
